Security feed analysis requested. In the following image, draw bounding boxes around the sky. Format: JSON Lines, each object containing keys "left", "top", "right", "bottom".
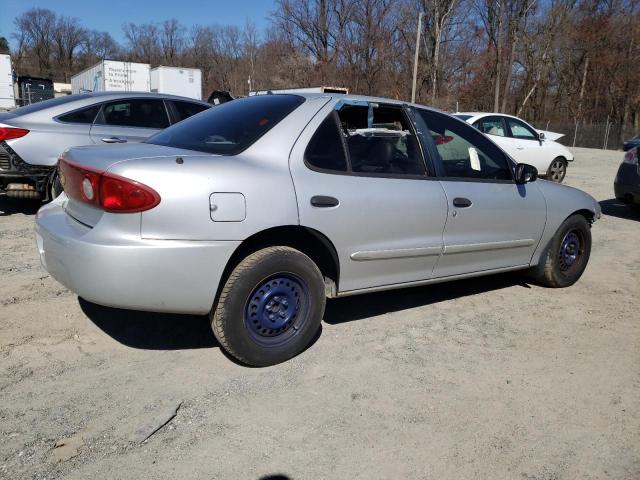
{"left": 0, "top": 0, "right": 275, "bottom": 47}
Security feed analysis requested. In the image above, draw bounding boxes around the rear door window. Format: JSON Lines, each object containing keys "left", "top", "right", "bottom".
{"left": 170, "top": 101, "right": 210, "bottom": 122}
{"left": 305, "top": 112, "right": 348, "bottom": 172}
{"left": 57, "top": 104, "right": 101, "bottom": 124}
{"left": 335, "top": 102, "right": 426, "bottom": 176}
{"left": 96, "top": 99, "right": 170, "bottom": 129}
{"left": 473, "top": 116, "right": 507, "bottom": 137}
{"left": 147, "top": 95, "right": 305, "bottom": 155}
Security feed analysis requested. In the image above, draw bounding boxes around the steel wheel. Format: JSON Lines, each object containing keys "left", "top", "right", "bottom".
{"left": 557, "top": 230, "right": 585, "bottom": 275}
{"left": 547, "top": 158, "right": 567, "bottom": 183}
{"left": 244, "top": 273, "right": 310, "bottom": 347}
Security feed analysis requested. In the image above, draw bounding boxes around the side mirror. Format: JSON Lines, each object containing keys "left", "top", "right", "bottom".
{"left": 538, "top": 131, "right": 545, "bottom": 141}
{"left": 515, "top": 163, "right": 538, "bottom": 184}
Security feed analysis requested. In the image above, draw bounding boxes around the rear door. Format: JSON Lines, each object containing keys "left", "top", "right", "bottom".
{"left": 289, "top": 100, "right": 448, "bottom": 293}
{"left": 89, "top": 98, "right": 170, "bottom": 144}
{"left": 415, "top": 109, "right": 546, "bottom": 277}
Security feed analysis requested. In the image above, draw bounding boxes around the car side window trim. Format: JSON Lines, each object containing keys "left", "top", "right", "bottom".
{"left": 414, "top": 108, "right": 516, "bottom": 183}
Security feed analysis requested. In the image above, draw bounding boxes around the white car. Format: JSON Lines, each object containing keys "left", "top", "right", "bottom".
{"left": 454, "top": 112, "right": 573, "bottom": 182}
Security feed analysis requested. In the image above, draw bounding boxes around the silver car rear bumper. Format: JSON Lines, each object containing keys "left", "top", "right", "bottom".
{"left": 35, "top": 201, "right": 240, "bottom": 315}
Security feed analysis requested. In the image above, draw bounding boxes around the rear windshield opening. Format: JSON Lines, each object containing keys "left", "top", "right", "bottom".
{"left": 146, "top": 94, "right": 305, "bottom": 155}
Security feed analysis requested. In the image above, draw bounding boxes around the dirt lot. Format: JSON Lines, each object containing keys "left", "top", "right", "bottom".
{"left": 1, "top": 147, "right": 639, "bottom": 480}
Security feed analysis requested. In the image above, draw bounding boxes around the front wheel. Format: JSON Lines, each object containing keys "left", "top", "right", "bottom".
{"left": 529, "top": 214, "right": 592, "bottom": 288}
{"left": 546, "top": 157, "right": 567, "bottom": 183}
{"left": 211, "top": 246, "right": 326, "bottom": 366}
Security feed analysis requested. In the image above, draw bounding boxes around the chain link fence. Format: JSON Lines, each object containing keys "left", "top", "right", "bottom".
{"left": 531, "top": 122, "right": 638, "bottom": 150}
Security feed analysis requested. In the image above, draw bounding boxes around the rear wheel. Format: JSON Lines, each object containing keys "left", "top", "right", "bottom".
{"left": 211, "top": 246, "right": 325, "bottom": 366}
{"left": 546, "top": 157, "right": 567, "bottom": 183}
{"left": 50, "top": 173, "right": 63, "bottom": 200}
{"left": 529, "top": 214, "right": 591, "bottom": 288}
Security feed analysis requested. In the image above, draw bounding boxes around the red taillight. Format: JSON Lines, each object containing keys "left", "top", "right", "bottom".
{"left": 58, "top": 158, "right": 160, "bottom": 213}
{"left": 433, "top": 134, "right": 454, "bottom": 145}
{"left": 0, "top": 127, "right": 29, "bottom": 141}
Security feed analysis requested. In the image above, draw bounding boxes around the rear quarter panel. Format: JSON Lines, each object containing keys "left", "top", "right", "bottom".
{"left": 111, "top": 96, "right": 330, "bottom": 241}
{"left": 6, "top": 119, "right": 94, "bottom": 167}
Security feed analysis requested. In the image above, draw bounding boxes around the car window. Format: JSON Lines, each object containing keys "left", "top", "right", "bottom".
{"left": 416, "top": 109, "right": 512, "bottom": 181}
{"left": 335, "top": 103, "right": 426, "bottom": 176}
{"left": 96, "top": 99, "right": 170, "bottom": 129}
{"left": 146, "top": 94, "right": 305, "bottom": 155}
{"left": 57, "top": 104, "right": 101, "bottom": 124}
{"left": 171, "top": 101, "right": 210, "bottom": 122}
{"left": 506, "top": 118, "right": 538, "bottom": 140}
{"left": 305, "top": 112, "right": 348, "bottom": 172}
{"left": 474, "top": 117, "right": 507, "bottom": 137}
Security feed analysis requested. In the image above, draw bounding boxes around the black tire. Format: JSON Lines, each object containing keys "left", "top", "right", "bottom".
{"left": 211, "top": 246, "right": 325, "bottom": 366}
{"left": 529, "top": 214, "right": 591, "bottom": 288}
{"left": 50, "top": 173, "right": 63, "bottom": 200}
{"left": 546, "top": 157, "right": 567, "bottom": 183}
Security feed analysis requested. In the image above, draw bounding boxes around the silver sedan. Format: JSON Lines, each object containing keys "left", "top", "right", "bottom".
{"left": 0, "top": 92, "right": 210, "bottom": 201}
{"left": 35, "top": 93, "right": 600, "bottom": 366}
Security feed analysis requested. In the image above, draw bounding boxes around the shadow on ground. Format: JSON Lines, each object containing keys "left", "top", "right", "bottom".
{"left": 324, "top": 272, "right": 527, "bottom": 325}
{"left": 599, "top": 198, "right": 640, "bottom": 221}
{"left": 79, "top": 298, "right": 218, "bottom": 350}
{"left": 79, "top": 272, "right": 526, "bottom": 354}
{"left": 0, "top": 196, "right": 42, "bottom": 216}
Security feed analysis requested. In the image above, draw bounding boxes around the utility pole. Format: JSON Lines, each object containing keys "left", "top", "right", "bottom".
{"left": 411, "top": 12, "right": 424, "bottom": 104}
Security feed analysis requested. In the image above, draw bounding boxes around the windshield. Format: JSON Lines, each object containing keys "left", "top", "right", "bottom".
{"left": 453, "top": 114, "right": 472, "bottom": 121}
{"left": 10, "top": 94, "right": 91, "bottom": 115}
{"left": 146, "top": 94, "right": 305, "bottom": 155}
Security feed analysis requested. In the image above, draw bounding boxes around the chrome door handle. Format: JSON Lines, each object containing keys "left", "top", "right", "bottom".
{"left": 101, "top": 137, "right": 127, "bottom": 143}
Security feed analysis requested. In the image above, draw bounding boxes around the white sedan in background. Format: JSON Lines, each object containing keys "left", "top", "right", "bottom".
{"left": 455, "top": 112, "right": 573, "bottom": 182}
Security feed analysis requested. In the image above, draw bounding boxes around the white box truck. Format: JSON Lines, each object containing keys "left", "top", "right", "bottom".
{"left": 150, "top": 66, "right": 202, "bottom": 100}
{"left": 0, "top": 54, "right": 16, "bottom": 110}
{"left": 71, "top": 60, "right": 150, "bottom": 94}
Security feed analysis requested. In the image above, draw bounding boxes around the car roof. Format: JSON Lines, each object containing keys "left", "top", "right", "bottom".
{"left": 1, "top": 92, "right": 210, "bottom": 122}
{"left": 455, "top": 112, "right": 526, "bottom": 122}
{"left": 262, "top": 92, "right": 442, "bottom": 113}
{"left": 82, "top": 91, "right": 208, "bottom": 103}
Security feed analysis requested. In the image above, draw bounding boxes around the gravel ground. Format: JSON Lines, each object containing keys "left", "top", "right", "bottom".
{"left": 1, "top": 147, "right": 638, "bottom": 480}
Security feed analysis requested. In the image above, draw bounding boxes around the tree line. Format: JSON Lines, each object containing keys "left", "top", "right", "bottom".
{"left": 4, "top": 0, "right": 640, "bottom": 135}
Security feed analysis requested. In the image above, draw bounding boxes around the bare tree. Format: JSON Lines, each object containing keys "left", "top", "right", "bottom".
{"left": 52, "top": 16, "right": 87, "bottom": 81}
{"left": 123, "top": 22, "right": 161, "bottom": 64}
{"left": 161, "top": 19, "right": 185, "bottom": 65}
{"left": 13, "top": 8, "right": 57, "bottom": 74}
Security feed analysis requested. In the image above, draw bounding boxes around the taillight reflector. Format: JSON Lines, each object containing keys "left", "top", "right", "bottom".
{"left": 58, "top": 158, "right": 160, "bottom": 213}
{"left": 0, "top": 127, "right": 29, "bottom": 141}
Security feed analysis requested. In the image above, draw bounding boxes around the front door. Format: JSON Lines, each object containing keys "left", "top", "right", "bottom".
{"left": 415, "top": 109, "right": 546, "bottom": 278}
{"left": 289, "top": 100, "right": 448, "bottom": 293}
{"left": 89, "top": 98, "right": 170, "bottom": 144}
{"left": 504, "top": 116, "right": 550, "bottom": 172}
